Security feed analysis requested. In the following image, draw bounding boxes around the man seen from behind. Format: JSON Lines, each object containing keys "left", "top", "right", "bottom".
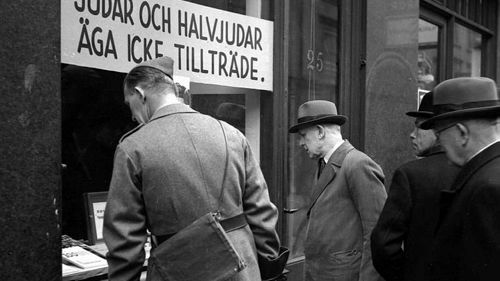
{"left": 103, "top": 56, "right": 284, "bottom": 281}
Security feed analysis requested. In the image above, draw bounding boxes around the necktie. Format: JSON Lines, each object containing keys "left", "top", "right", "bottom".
{"left": 318, "top": 158, "right": 326, "bottom": 179}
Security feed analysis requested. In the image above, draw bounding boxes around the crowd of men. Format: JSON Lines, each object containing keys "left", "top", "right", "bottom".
{"left": 102, "top": 56, "right": 500, "bottom": 281}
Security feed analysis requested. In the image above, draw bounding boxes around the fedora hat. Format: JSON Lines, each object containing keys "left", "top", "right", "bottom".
{"left": 406, "top": 91, "right": 434, "bottom": 118}
{"left": 289, "top": 100, "right": 347, "bottom": 133}
{"left": 420, "top": 77, "right": 500, "bottom": 129}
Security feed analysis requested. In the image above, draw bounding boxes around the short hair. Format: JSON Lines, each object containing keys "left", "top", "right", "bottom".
{"left": 123, "top": 66, "right": 177, "bottom": 96}
{"left": 322, "top": 123, "right": 342, "bottom": 133}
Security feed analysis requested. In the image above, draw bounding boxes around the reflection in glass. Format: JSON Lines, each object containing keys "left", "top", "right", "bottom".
{"left": 417, "top": 19, "right": 439, "bottom": 91}
{"left": 192, "top": 95, "right": 246, "bottom": 134}
{"left": 453, "top": 24, "right": 482, "bottom": 77}
{"left": 287, "top": 0, "right": 339, "bottom": 260}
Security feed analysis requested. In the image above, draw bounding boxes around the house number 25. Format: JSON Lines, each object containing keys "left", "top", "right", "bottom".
{"left": 307, "top": 50, "right": 324, "bottom": 72}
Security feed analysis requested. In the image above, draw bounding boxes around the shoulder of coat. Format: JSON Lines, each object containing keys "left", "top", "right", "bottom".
{"left": 119, "top": 123, "right": 145, "bottom": 143}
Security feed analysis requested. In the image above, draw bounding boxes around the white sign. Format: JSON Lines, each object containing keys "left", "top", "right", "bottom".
{"left": 62, "top": 0, "right": 274, "bottom": 91}
{"left": 92, "top": 201, "right": 106, "bottom": 240}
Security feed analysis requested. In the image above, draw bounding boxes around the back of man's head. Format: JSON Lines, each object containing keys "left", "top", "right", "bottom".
{"left": 124, "top": 66, "right": 177, "bottom": 97}
{"left": 124, "top": 56, "right": 177, "bottom": 97}
{"left": 322, "top": 123, "right": 342, "bottom": 135}
{"left": 462, "top": 117, "right": 500, "bottom": 143}
{"left": 319, "top": 123, "right": 343, "bottom": 149}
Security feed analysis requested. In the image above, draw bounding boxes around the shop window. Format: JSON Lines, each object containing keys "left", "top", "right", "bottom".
{"left": 420, "top": 0, "right": 496, "bottom": 82}
{"left": 453, "top": 23, "right": 482, "bottom": 77}
{"left": 418, "top": 19, "right": 440, "bottom": 91}
{"left": 188, "top": 83, "right": 263, "bottom": 162}
{"left": 61, "top": 0, "right": 274, "bottom": 244}
{"left": 61, "top": 65, "right": 133, "bottom": 239}
{"left": 286, "top": 0, "right": 339, "bottom": 261}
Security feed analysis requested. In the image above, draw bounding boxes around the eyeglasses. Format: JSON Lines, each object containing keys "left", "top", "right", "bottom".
{"left": 433, "top": 122, "right": 457, "bottom": 137}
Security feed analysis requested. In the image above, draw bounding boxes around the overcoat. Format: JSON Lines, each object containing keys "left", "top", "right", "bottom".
{"left": 103, "top": 103, "right": 280, "bottom": 281}
{"left": 304, "top": 141, "right": 387, "bottom": 281}
{"left": 370, "top": 149, "right": 460, "bottom": 281}
{"left": 428, "top": 141, "right": 500, "bottom": 281}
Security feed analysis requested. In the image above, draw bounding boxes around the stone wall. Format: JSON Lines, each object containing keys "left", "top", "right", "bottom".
{"left": 0, "top": 1, "right": 61, "bottom": 280}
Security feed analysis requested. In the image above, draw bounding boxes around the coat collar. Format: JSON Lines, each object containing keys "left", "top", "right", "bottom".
{"left": 421, "top": 145, "right": 444, "bottom": 157}
{"left": 445, "top": 141, "right": 500, "bottom": 194}
{"left": 327, "top": 141, "right": 354, "bottom": 167}
{"left": 149, "top": 103, "right": 197, "bottom": 123}
{"left": 307, "top": 141, "right": 355, "bottom": 217}
{"left": 119, "top": 103, "right": 196, "bottom": 143}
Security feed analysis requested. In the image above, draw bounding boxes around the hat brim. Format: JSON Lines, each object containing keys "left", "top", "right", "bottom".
{"left": 289, "top": 115, "right": 347, "bottom": 133}
{"left": 406, "top": 110, "right": 434, "bottom": 118}
{"left": 419, "top": 105, "right": 500, "bottom": 129}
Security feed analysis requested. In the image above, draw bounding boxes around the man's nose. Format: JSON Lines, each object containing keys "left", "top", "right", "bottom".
{"left": 409, "top": 128, "right": 417, "bottom": 139}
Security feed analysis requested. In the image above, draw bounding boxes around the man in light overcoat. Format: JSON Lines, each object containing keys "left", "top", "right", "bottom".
{"left": 289, "top": 100, "right": 387, "bottom": 281}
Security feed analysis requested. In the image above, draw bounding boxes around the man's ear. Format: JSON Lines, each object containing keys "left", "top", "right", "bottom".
{"left": 134, "top": 86, "right": 146, "bottom": 103}
{"left": 316, "top": 125, "right": 325, "bottom": 139}
{"left": 456, "top": 123, "right": 470, "bottom": 147}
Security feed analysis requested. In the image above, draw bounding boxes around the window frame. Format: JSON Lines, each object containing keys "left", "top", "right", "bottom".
{"left": 421, "top": 0, "right": 497, "bottom": 80}
{"left": 419, "top": 9, "right": 447, "bottom": 89}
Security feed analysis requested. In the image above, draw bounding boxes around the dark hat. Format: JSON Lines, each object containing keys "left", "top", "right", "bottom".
{"left": 420, "top": 77, "right": 500, "bottom": 129}
{"left": 131, "top": 56, "right": 174, "bottom": 79}
{"left": 406, "top": 91, "right": 434, "bottom": 118}
{"left": 289, "top": 100, "right": 347, "bottom": 133}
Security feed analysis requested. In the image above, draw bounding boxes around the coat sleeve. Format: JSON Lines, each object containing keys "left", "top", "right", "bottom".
{"left": 371, "top": 168, "right": 411, "bottom": 281}
{"left": 347, "top": 155, "right": 387, "bottom": 281}
{"left": 241, "top": 139, "right": 281, "bottom": 260}
{"left": 103, "top": 145, "right": 148, "bottom": 281}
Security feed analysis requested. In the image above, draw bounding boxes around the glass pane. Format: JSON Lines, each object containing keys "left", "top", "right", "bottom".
{"left": 418, "top": 19, "right": 440, "bottom": 91}
{"left": 192, "top": 94, "right": 246, "bottom": 134}
{"left": 61, "top": 0, "right": 271, "bottom": 242}
{"left": 62, "top": 65, "right": 134, "bottom": 239}
{"left": 453, "top": 23, "right": 482, "bottom": 77}
{"left": 286, "top": 0, "right": 339, "bottom": 260}
{"left": 187, "top": 83, "right": 263, "bottom": 162}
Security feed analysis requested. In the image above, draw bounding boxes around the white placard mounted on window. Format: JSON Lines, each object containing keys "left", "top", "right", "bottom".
{"left": 62, "top": 0, "right": 274, "bottom": 91}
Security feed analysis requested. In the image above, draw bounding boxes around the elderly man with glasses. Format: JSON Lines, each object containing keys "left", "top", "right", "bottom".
{"left": 419, "top": 77, "right": 500, "bottom": 281}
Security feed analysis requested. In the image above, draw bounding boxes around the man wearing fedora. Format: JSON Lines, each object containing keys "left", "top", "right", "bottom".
{"left": 289, "top": 100, "right": 387, "bottom": 281}
{"left": 419, "top": 77, "right": 500, "bottom": 281}
{"left": 370, "top": 92, "right": 460, "bottom": 281}
{"left": 103, "top": 56, "right": 284, "bottom": 281}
